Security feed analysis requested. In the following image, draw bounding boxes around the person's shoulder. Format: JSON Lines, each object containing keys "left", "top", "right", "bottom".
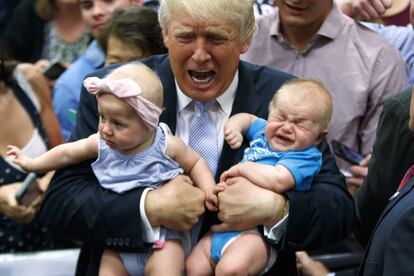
{"left": 348, "top": 19, "right": 403, "bottom": 49}
{"left": 383, "top": 88, "right": 412, "bottom": 113}
{"left": 140, "top": 54, "right": 169, "bottom": 70}
{"left": 239, "top": 60, "right": 294, "bottom": 81}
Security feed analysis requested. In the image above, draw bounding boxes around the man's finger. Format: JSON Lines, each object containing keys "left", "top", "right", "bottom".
{"left": 296, "top": 251, "right": 313, "bottom": 266}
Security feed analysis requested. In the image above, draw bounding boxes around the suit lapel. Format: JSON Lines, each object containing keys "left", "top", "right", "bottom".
{"left": 157, "top": 57, "right": 178, "bottom": 134}
{"left": 359, "top": 178, "right": 414, "bottom": 275}
{"left": 377, "top": 178, "right": 414, "bottom": 225}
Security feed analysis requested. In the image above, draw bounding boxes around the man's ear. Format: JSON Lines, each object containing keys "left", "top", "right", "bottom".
{"left": 314, "top": 129, "right": 328, "bottom": 145}
{"left": 240, "top": 40, "right": 251, "bottom": 54}
{"left": 163, "top": 31, "right": 170, "bottom": 49}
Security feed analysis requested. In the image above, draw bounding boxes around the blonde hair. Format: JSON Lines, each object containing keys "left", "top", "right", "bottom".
{"left": 107, "top": 63, "right": 163, "bottom": 109}
{"left": 269, "top": 79, "right": 333, "bottom": 130}
{"left": 158, "top": 0, "right": 255, "bottom": 45}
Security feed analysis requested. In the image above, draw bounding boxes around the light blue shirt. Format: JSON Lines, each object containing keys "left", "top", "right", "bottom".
{"left": 52, "top": 40, "right": 105, "bottom": 140}
{"left": 243, "top": 118, "right": 322, "bottom": 191}
{"left": 364, "top": 22, "right": 414, "bottom": 86}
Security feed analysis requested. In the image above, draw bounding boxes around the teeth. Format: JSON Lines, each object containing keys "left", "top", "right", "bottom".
{"left": 189, "top": 70, "right": 215, "bottom": 84}
{"left": 191, "top": 75, "right": 213, "bottom": 83}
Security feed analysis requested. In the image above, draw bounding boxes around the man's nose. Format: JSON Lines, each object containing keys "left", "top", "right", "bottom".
{"left": 192, "top": 38, "right": 211, "bottom": 64}
{"left": 91, "top": 2, "right": 106, "bottom": 18}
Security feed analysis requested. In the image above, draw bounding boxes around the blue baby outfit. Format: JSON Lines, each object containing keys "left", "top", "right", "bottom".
{"left": 242, "top": 118, "right": 322, "bottom": 191}
{"left": 211, "top": 118, "right": 322, "bottom": 263}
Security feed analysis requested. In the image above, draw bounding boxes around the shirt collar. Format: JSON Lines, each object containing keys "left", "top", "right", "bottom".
{"left": 176, "top": 70, "right": 238, "bottom": 115}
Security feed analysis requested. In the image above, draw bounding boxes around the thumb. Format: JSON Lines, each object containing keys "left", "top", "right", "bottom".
{"left": 296, "top": 251, "right": 313, "bottom": 266}
{"left": 359, "top": 154, "right": 371, "bottom": 166}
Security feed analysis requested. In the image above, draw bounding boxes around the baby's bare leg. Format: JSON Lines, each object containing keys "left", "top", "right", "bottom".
{"left": 215, "top": 233, "right": 269, "bottom": 276}
{"left": 99, "top": 250, "right": 129, "bottom": 276}
{"left": 186, "top": 231, "right": 215, "bottom": 276}
{"left": 145, "top": 240, "right": 185, "bottom": 276}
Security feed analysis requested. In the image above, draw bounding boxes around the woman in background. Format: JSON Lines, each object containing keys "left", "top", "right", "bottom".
{"left": 0, "top": 52, "right": 62, "bottom": 252}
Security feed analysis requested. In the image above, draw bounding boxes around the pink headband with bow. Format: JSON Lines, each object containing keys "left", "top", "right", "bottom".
{"left": 83, "top": 76, "right": 162, "bottom": 131}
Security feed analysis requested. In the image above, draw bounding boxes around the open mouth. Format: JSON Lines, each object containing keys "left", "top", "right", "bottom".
{"left": 275, "top": 134, "right": 293, "bottom": 144}
{"left": 189, "top": 69, "right": 216, "bottom": 84}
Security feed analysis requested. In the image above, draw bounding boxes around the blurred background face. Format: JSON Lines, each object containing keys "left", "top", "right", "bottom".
{"left": 78, "top": 0, "right": 139, "bottom": 37}
{"left": 274, "top": 0, "right": 332, "bottom": 29}
{"left": 105, "top": 35, "right": 145, "bottom": 65}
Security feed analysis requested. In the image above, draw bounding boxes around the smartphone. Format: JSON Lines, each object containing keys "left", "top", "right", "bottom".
{"left": 43, "top": 61, "right": 66, "bottom": 80}
{"left": 331, "top": 140, "right": 364, "bottom": 165}
{"left": 15, "top": 173, "right": 41, "bottom": 206}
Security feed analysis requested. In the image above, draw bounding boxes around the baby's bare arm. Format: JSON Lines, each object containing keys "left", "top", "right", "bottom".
{"left": 166, "top": 135, "right": 216, "bottom": 191}
{"left": 224, "top": 113, "right": 257, "bottom": 149}
{"left": 166, "top": 135, "right": 218, "bottom": 210}
{"left": 220, "top": 162, "right": 295, "bottom": 193}
{"left": 7, "top": 134, "right": 98, "bottom": 173}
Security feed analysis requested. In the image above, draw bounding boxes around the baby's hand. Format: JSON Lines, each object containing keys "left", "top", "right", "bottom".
{"left": 6, "top": 145, "right": 32, "bottom": 171}
{"left": 205, "top": 184, "right": 226, "bottom": 211}
{"left": 220, "top": 164, "right": 243, "bottom": 183}
{"left": 223, "top": 124, "right": 243, "bottom": 149}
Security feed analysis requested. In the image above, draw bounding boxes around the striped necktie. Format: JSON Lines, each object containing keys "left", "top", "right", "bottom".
{"left": 188, "top": 100, "right": 218, "bottom": 176}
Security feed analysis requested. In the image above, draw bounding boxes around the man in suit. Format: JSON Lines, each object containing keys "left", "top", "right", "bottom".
{"left": 358, "top": 87, "right": 414, "bottom": 275}
{"left": 39, "top": 0, "right": 353, "bottom": 275}
{"left": 355, "top": 87, "right": 414, "bottom": 247}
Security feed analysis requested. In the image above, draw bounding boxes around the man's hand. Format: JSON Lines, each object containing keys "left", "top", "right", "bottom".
{"left": 338, "top": 0, "right": 391, "bottom": 20}
{"left": 346, "top": 154, "right": 371, "bottom": 195}
{"left": 212, "top": 176, "right": 286, "bottom": 232}
{"left": 0, "top": 183, "right": 37, "bottom": 224}
{"left": 145, "top": 175, "right": 205, "bottom": 231}
{"left": 296, "top": 251, "right": 330, "bottom": 276}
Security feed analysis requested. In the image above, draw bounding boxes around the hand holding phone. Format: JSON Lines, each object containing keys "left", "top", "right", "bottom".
{"left": 43, "top": 61, "right": 66, "bottom": 80}
{"left": 15, "top": 173, "right": 42, "bottom": 206}
{"left": 331, "top": 140, "right": 364, "bottom": 165}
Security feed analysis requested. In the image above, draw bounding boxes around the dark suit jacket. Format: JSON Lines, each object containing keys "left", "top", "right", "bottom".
{"left": 40, "top": 54, "right": 353, "bottom": 275}
{"left": 355, "top": 89, "right": 414, "bottom": 247}
{"left": 359, "top": 177, "right": 414, "bottom": 276}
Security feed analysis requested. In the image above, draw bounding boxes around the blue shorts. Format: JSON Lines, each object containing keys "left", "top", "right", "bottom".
{"left": 210, "top": 231, "right": 240, "bottom": 262}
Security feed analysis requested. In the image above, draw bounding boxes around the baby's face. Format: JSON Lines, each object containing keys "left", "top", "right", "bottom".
{"left": 265, "top": 97, "right": 323, "bottom": 152}
{"left": 97, "top": 93, "right": 152, "bottom": 154}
